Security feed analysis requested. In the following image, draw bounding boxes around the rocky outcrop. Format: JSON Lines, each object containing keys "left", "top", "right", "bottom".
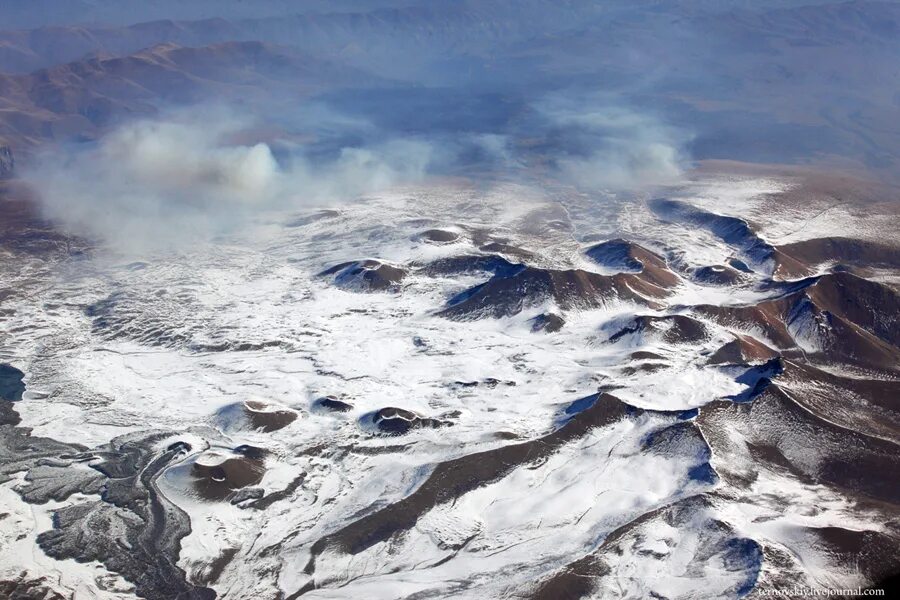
{"left": 650, "top": 198, "right": 807, "bottom": 277}
{"left": 777, "top": 237, "right": 900, "bottom": 273}
{"left": 313, "top": 396, "right": 354, "bottom": 413}
{"left": 695, "top": 272, "right": 900, "bottom": 370}
{"left": 370, "top": 407, "right": 451, "bottom": 435}
{"left": 416, "top": 229, "right": 460, "bottom": 244}
{"left": 0, "top": 363, "right": 26, "bottom": 402}
{"left": 707, "top": 334, "right": 779, "bottom": 365}
{"left": 319, "top": 259, "right": 406, "bottom": 291}
{"left": 606, "top": 314, "right": 709, "bottom": 345}
{"left": 585, "top": 238, "right": 679, "bottom": 289}
{"left": 693, "top": 264, "right": 748, "bottom": 286}
{"left": 439, "top": 264, "right": 672, "bottom": 320}
{"left": 529, "top": 312, "right": 565, "bottom": 333}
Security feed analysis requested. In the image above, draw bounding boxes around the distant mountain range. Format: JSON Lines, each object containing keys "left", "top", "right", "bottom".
{"left": 1, "top": 0, "right": 898, "bottom": 180}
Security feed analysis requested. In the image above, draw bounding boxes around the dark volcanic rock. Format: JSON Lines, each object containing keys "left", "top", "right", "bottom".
{"left": 34, "top": 431, "right": 216, "bottom": 600}
{"left": 478, "top": 242, "right": 535, "bottom": 260}
{"left": 319, "top": 259, "right": 406, "bottom": 291}
{"left": 191, "top": 447, "right": 267, "bottom": 501}
{"left": 529, "top": 312, "right": 565, "bottom": 333}
{"left": 707, "top": 334, "right": 779, "bottom": 365}
{"left": 313, "top": 396, "right": 353, "bottom": 413}
{"left": 242, "top": 399, "right": 298, "bottom": 432}
{"left": 20, "top": 459, "right": 106, "bottom": 504}
{"left": 693, "top": 264, "right": 747, "bottom": 286}
{"left": 304, "top": 394, "right": 638, "bottom": 576}
{"left": 776, "top": 360, "right": 900, "bottom": 442}
{"left": 699, "top": 383, "right": 900, "bottom": 504}
{"left": 1, "top": 182, "right": 80, "bottom": 257}
{"left": 807, "top": 527, "right": 900, "bottom": 589}
{"left": 727, "top": 357, "right": 784, "bottom": 402}
{"left": 696, "top": 272, "right": 900, "bottom": 370}
{"left": 423, "top": 253, "right": 519, "bottom": 277}
{"left": 0, "top": 363, "right": 26, "bottom": 401}
{"left": 449, "top": 378, "right": 515, "bottom": 390}
{"left": 0, "top": 371, "right": 93, "bottom": 490}
{"left": 586, "top": 238, "right": 679, "bottom": 289}
{"left": 585, "top": 239, "right": 646, "bottom": 272}
{"left": 728, "top": 258, "right": 753, "bottom": 273}
{"left": 229, "top": 487, "right": 265, "bottom": 505}
{"left": 630, "top": 350, "right": 665, "bottom": 360}
{"left": 0, "top": 575, "right": 68, "bottom": 600}
{"left": 525, "top": 554, "right": 609, "bottom": 600}
{"left": 801, "top": 271, "right": 900, "bottom": 347}
{"left": 215, "top": 399, "right": 298, "bottom": 432}
{"left": 0, "top": 396, "right": 22, "bottom": 426}
{"left": 650, "top": 198, "right": 806, "bottom": 277}
{"left": 370, "top": 407, "right": 450, "bottom": 435}
{"left": 440, "top": 265, "right": 670, "bottom": 320}
{"left": 524, "top": 495, "right": 759, "bottom": 600}
{"left": 417, "top": 229, "right": 460, "bottom": 244}
{"left": 607, "top": 315, "right": 709, "bottom": 344}
{"left": 0, "top": 146, "right": 13, "bottom": 179}
{"left": 777, "top": 236, "right": 900, "bottom": 273}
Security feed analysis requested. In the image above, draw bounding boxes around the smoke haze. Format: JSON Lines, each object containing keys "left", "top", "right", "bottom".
{"left": 26, "top": 110, "right": 439, "bottom": 251}
{"left": 3, "top": 0, "right": 898, "bottom": 253}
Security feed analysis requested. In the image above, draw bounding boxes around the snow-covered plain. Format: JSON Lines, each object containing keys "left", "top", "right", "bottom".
{"left": 0, "top": 176, "right": 895, "bottom": 599}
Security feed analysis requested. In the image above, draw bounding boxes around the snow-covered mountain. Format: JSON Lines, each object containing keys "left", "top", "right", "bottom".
{"left": 2, "top": 168, "right": 899, "bottom": 598}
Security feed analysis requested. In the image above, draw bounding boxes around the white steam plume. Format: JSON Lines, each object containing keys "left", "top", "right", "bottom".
{"left": 27, "top": 110, "right": 433, "bottom": 253}
{"left": 536, "top": 96, "right": 690, "bottom": 191}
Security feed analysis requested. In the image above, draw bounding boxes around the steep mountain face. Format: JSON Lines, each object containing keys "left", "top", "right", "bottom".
{"left": 0, "top": 41, "right": 373, "bottom": 152}
{"left": 1, "top": 167, "right": 897, "bottom": 599}
{"left": 695, "top": 272, "right": 900, "bottom": 370}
